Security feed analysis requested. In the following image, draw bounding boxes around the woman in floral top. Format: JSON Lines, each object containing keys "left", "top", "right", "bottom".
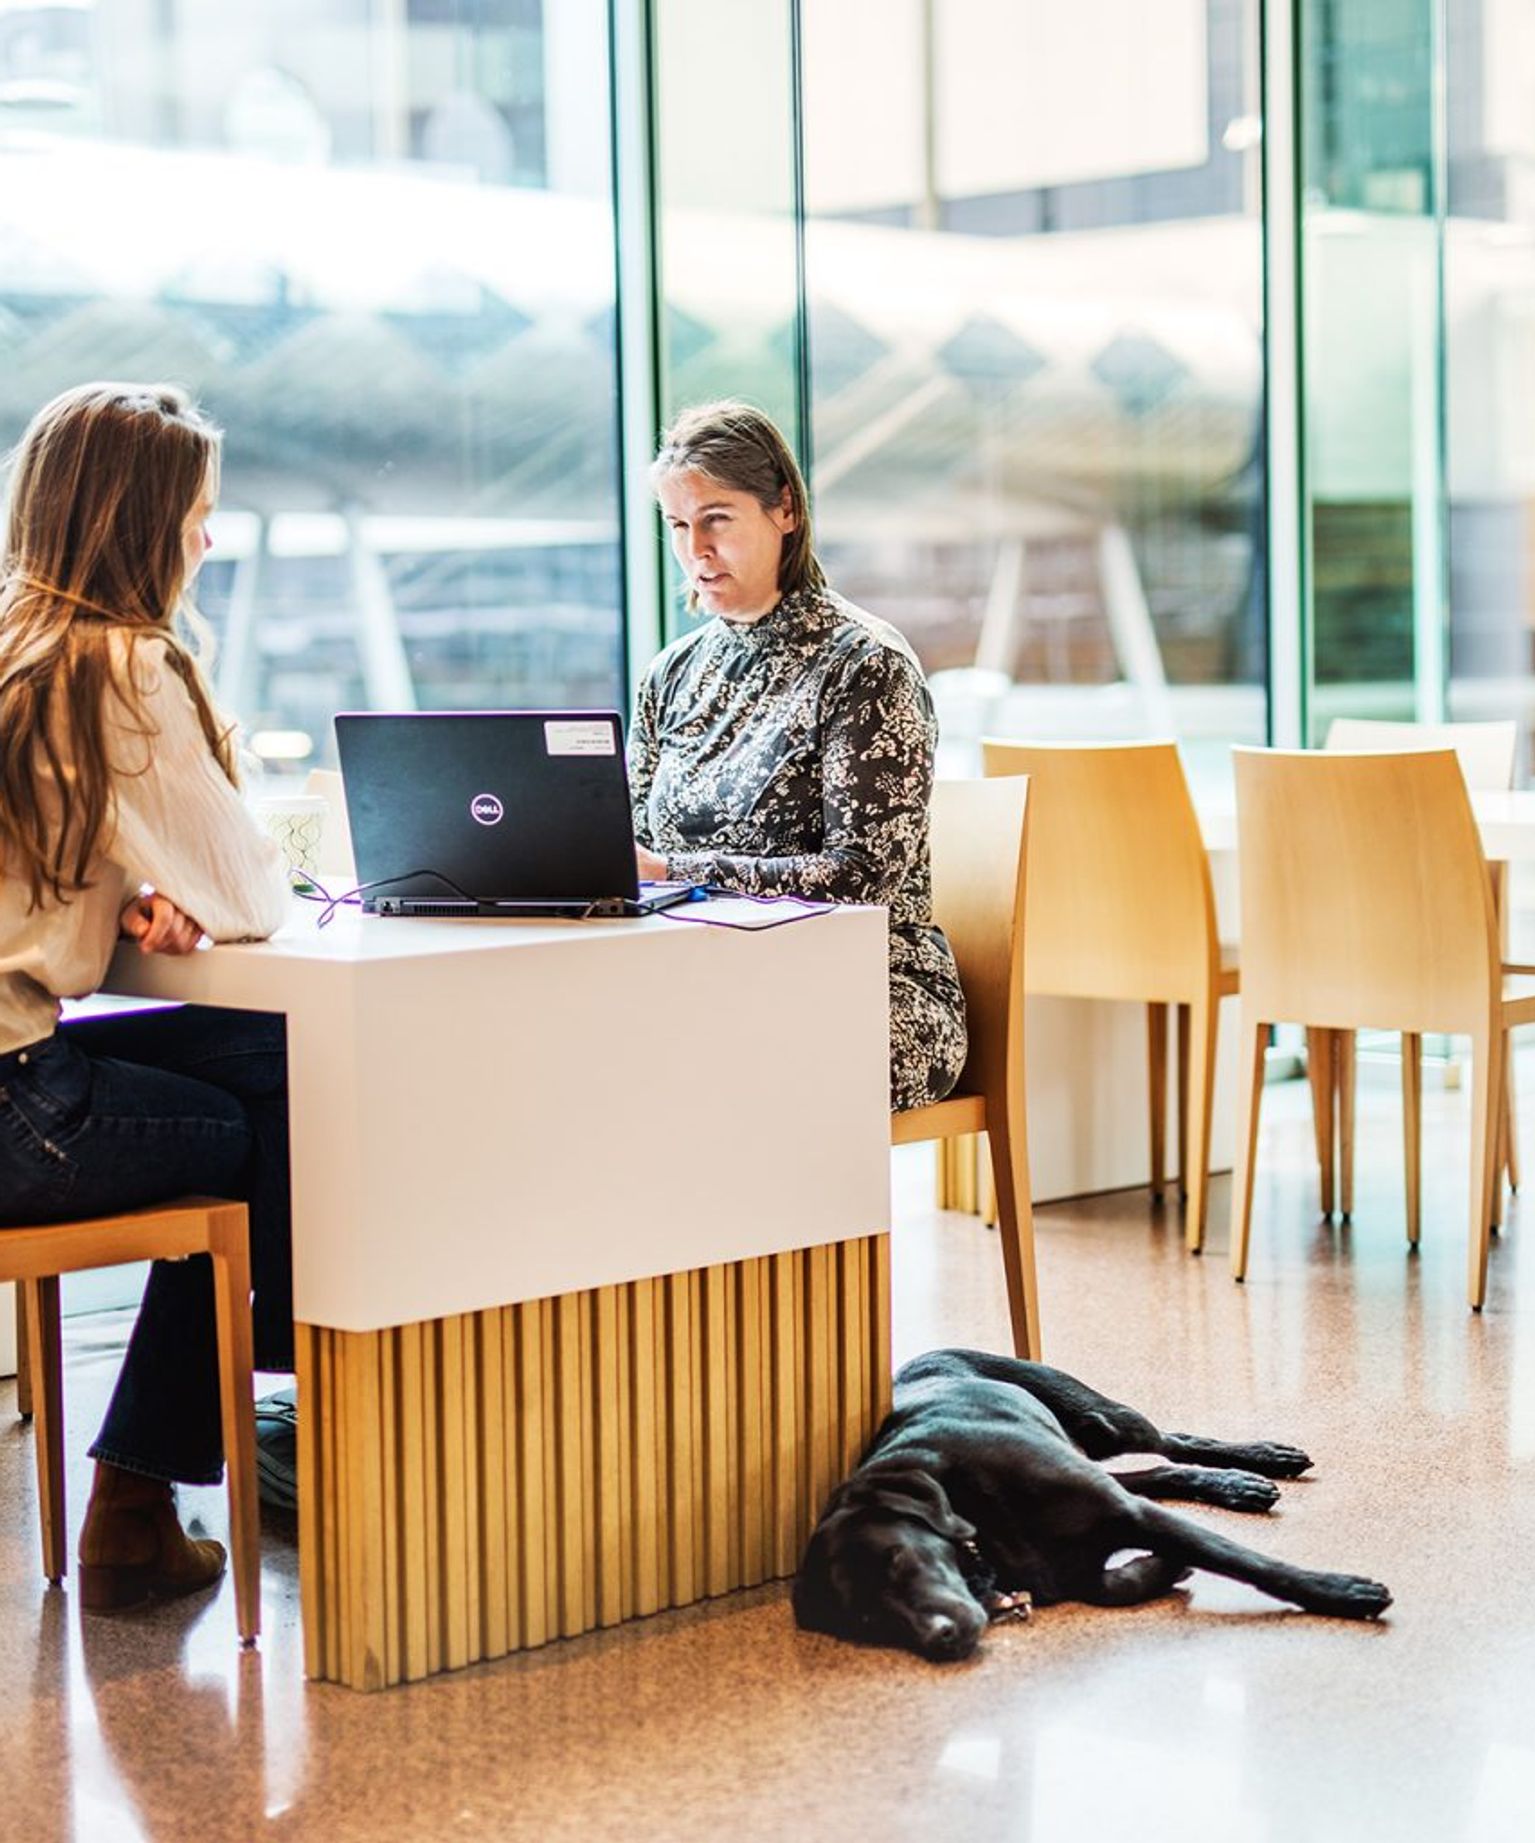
{"left": 629, "top": 400, "right": 967, "bottom": 1112}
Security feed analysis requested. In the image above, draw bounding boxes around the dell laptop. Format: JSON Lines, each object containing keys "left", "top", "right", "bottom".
{"left": 333, "top": 711, "right": 702, "bottom": 918}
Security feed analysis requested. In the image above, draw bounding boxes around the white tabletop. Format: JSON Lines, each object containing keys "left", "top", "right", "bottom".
{"left": 105, "top": 899, "right": 893, "bottom": 1331}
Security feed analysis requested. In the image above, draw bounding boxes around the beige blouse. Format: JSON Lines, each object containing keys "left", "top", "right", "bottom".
{"left": 0, "top": 633, "right": 290, "bottom": 1055}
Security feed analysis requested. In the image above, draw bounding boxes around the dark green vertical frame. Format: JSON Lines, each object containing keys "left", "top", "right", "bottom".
{"left": 1262, "top": 0, "right": 1311, "bottom": 747}
{"left": 788, "top": 0, "right": 814, "bottom": 484}
{"left": 609, "top": 0, "right": 668, "bottom": 695}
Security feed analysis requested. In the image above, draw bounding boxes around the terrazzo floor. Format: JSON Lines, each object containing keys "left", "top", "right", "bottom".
{"left": 4, "top": 1066, "right": 1535, "bottom": 1842}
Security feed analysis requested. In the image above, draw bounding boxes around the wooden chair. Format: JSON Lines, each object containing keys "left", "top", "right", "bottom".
{"left": 893, "top": 776, "right": 1042, "bottom": 1358}
{"left": 2, "top": 1197, "right": 262, "bottom": 1642}
{"left": 1228, "top": 748, "right": 1535, "bottom": 1309}
{"left": 1312, "top": 719, "right": 1520, "bottom": 1227}
{"left": 980, "top": 740, "right": 1236, "bottom": 1253}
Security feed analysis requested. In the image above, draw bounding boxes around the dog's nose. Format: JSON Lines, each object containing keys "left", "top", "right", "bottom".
{"left": 922, "top": 1614, "right": 969, "bottom": 1659}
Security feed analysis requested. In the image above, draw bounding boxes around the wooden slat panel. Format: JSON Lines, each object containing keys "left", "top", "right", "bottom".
{"left": 627, "top": 1279, "right": 660, "bottom": 1617}
{"left": 421, "top": 1317, "right": 443, "bottom": 1676}
{"left": 736, "top": 1259, "right": 765, "bottom": 1588}
{"left": 804, "top": 1244, "right": 835, "bottom": 1538}
{"left": 577, "top": 1293, "right": 597, "bottom": 1634}
{"left": 687, "top": 1270, "right": 705, "bottom": 1595}
{"left": 500, "top": 1306, "right": 522, "bottom": 1652}
{"left": 439, "top": 1315, "right": 470, "bottom": 1671}
{"left": 553, "top": 1294, "right": 585, "bottom": 1637}
{"left": 379, "top": 1329, "right": 401, "bottom": 1686}
{"left": 593, "top": 1286, "right": 624, "bottom": 1627}
{"left": 723, "top": 1263, "right": 741, "bottom": 1588}
{"left": 539, "top": 1298, "right": 560, "bottom": 1639}
{"left": 296, "top": 1324, "right": 323, "bottom": 1682}
{"left": 397, "top": 1320, "right": 430, "bottom": 1682}
{"left": 665, "top": 1271, "right": 695, "bottom": 1605}
{"left": 702, "top": 1263, "right": 731, "bottom": 1597}
{"left": 478, "top": 1307, "right": 509, "bottom": 1660}
{"left": 843, "top": 1240, "right": 867, "bottom": 1479}
{"left": 341, "top": 1332, "right": 388, "bottom": 1690}
{"left": 328, "top": 1328, "right": 350, "bottom": 1685}
{"left": 613, "top": 1284, "right": 635, "bottom": 1623}
{"left": 871, "top": 1233, "right": 893, "bottom": 1425}
{"left": 770, "top": 1252, "right": 800, "bottom": 1576}
{"left": 515, "top": 1300, "right": 549, "bottom": 1651}
{"left": 461, "top": 1314, "right": 484, "bottom": 1663}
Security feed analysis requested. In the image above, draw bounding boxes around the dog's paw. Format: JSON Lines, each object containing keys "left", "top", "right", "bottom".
{"left": 1312, "top": 1574, "right": 1392, "bottom": 1620}
{"left": 1242, "top": 1442, "right": 1313, "bottom": 1479}
{"left": 1208, "top": 1470, "right": 1280, "bottom": 1512}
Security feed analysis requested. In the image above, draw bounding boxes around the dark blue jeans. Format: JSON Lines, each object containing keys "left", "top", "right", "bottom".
{"left": 0, "top": 1005, "right": 291, "bottom": 1485}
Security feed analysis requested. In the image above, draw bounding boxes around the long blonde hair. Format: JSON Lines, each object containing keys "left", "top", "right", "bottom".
{"left": 651, "top": 399, "right": 826, "bottom": 613}
{"left": 0, "top": 382, "right": 237, "bottom": 908}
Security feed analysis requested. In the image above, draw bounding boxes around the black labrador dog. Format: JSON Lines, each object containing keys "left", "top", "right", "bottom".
{"left": 794, "top": 1349, "right": 1391, "bottom": 1661}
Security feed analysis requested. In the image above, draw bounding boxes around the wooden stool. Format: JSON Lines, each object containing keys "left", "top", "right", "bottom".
{"left": 2, "top": 1197, "right": 261, "bottom": 1643}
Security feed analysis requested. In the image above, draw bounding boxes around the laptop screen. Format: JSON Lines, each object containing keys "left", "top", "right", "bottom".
{"left": 334, "top": 711, "right": 642, "bottom": 906}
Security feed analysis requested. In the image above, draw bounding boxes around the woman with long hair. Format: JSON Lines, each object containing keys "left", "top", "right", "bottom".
{"left": 0, "top": 382, "right": 291, "bottom": 1610}
{"left": 632, "top": 399, "right": 967, "bottom": 1112}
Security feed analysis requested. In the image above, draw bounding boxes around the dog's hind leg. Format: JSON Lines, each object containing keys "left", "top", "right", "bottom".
{"left": 1129, "top": 1502, "right": 1391, "bottom": 1619}
{"left": 921, "top": 1351, "right": 1172, "bottom": 1458}
{"left": 1114, "top": 1463, "right": 1279, "bottom": 1513}
{"left": 1155, "top": 1434, "right": 1312, "bottom": 1478}
{"left": 1085, "top": 1553, "right": 1191, "bottom": 1606}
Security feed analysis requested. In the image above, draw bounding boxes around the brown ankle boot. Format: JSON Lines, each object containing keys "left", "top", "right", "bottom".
{"left": 78, "top": 1462, "right": 227, "bottom": 1611}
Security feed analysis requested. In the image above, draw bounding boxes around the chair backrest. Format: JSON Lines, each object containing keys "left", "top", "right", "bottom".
{"left": 304, "top": 767, "right": 356, "bottom": 879}
{"left": 926, "top": 776, "right": 1029, "bottom": 1105}
{"left": 980, "top": 739, "right": 1217, "bottom": 1003}
{"left": 1234, "top": 747, "right": 1500, "bottom": 1034}
{"left": 1325, "top": 717, "right": 1517, "bottom": 792}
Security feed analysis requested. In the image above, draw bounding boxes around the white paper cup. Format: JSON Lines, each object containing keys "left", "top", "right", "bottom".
{"left": 251, "top": 793, "right": 328, "bottom": 885}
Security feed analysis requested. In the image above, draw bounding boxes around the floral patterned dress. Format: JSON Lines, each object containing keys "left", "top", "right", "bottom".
{"left": 629, "top": 585, "right": 968, "bottom": 1111}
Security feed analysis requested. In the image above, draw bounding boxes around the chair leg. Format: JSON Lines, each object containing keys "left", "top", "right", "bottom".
{"left": 1338, "top": 1030, "right": 1356, "bottom": 1222}
{"left": 1307, "top": 1028, "right": 1337, "bottom": 1218}
{"left": 987, "top": 1106, "right": 1042, "bottom": 1361}
{"left": 209, "top": 1207, "right": 261, "bottom": 1645}
{"left": 1183, "top": 992, "right": 1221, "bottom": 1255}
{"left": 1403, "top": 1031, "right": 1422, "bottom": 1248}
{"left": 1229, "top": 1018, "right": 1269, "bottom": 1283}
{"left": 934, "top": 1137, "right": 951, "bottom": 1210}
{"left": 1148, "top": 1002, "right": 1168, "bottom": 1202}
{"left": 978, "top": 1133, "right": 998, "bottom": 1228}
{"left": 1176, "top": 1004, "right": 1191, "bottom": 1202}
{"left": 1468, "top": 1027, "right": 1503, "bottom": 1312}
{"left": 21, "top": 1277, "right": 66, "bottom": 1584}
{"left": 1504, "top": 1030, "right": 1520, "bottom": 1196}
{"left": 15, "top": 1287, "right": 33, "bottom": 1420}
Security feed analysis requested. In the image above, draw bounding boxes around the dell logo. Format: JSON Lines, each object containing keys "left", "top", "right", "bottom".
{"left": 470, "top": 793, "right": 505, "bottom": 826}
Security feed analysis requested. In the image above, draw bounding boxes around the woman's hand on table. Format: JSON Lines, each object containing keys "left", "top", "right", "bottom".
{"left": 119, "top": 890, "right": 203, "bottom": 956}
{"left": 635, "top": 843, "right": 670, "bottom": 883}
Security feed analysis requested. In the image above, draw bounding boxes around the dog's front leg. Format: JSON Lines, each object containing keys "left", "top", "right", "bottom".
{"left": 1129, "top": 1502, "right": 1391, "bottom": 1619}
{"left": 1157, "top": 1432, "right": 1312, "bottom": 1478}
{"left": 1115, "top": 1462, "right": 1280, "bottom": 1513}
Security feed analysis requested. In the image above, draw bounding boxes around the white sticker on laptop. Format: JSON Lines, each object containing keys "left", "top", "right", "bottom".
{"left": 544, "top": 720, "right": 616, "bottom": 757}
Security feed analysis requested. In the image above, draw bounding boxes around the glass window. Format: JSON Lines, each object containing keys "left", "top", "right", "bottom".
{"left": 1299, "top": 0, "right": 1441, "bottom": 742}
{"left": 800, "top": 0, "right": 1266, "bottom": 788}
{"left": 651, "top": 0, "right": 803, "bottom": 641}
{"left": 0, "top": 0, "right": 623, "bottom": 770}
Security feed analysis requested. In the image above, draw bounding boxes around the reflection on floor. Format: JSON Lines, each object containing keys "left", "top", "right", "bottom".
{"left": 6, "top": 1067, "right": 1535, "bottom": 1843}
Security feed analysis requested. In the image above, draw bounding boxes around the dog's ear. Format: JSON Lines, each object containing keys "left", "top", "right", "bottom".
{"left": 791, "top": 1521, "right": 845, "bottom": 1633}
{"left": 844, "top": 1464, "right": 975, "bottom": 1544}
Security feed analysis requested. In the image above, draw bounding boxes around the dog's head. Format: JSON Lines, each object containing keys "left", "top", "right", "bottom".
{"left": 792, "top": 1463, "right": 991, "bottom": 1662}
